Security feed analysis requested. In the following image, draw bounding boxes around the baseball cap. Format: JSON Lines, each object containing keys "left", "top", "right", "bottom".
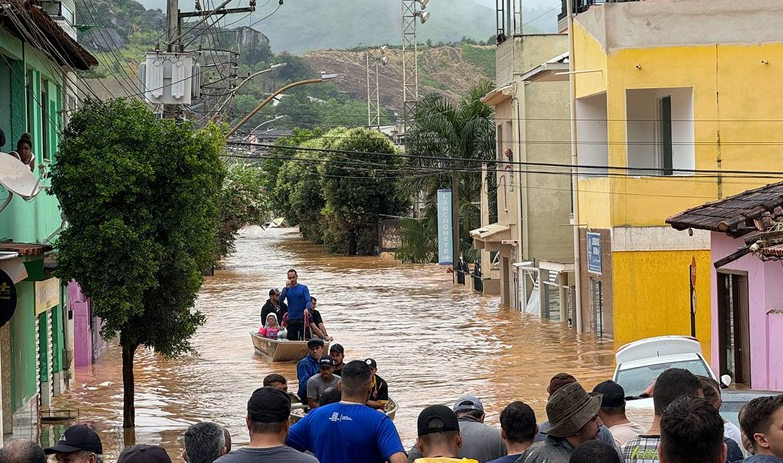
{"left": 593, "top": 380, "right": 626, "bottom": 408}
{"left": 417, "top": 405, "right": 460, "bottom": 436}
{"left": 44, "top": 424, "right": 103, "bottom": 455}
{"left": 247, "top": 386, "right": 291, "bottom": 423}
{"left": 453, "top": 395, "right": 484, "bottom": 413}
{"left": 319, "top": 357, "right": 335, "bottom": 368}
{"left": 330, "top": 343, "right": 344, "bottom": 354}
{"left": 269, "top": 288, "right": 280, "bottom": 296}
{"left": 307, "top": 338, "right": 324, "bottom": 349}
{"left": 365, "top": 358, "right": 377, "bottom": 369}
{"left": 117, "top": 445, "right": 172, "bottom": 463}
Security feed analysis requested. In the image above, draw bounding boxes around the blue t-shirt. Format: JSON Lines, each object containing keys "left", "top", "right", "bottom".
{"left": 286, "top": 402, "right": 405, "bottom": 463}
{"left": 280, "top": 284, "right": 311, "bottom": 320}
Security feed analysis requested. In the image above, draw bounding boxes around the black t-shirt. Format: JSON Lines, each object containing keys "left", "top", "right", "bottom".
{"left": 260, "top": 300, "right": 287, "bottom": 325}
{"left": 368, "top": 374, "right": 389, "bottom": 402}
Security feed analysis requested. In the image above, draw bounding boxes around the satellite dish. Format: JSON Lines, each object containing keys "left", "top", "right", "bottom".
{"left": 0, "top": 153, "right": 39, "bottom": 199}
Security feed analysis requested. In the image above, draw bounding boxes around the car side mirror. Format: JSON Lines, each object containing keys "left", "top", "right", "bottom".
{"left": 720, "top": 374, "right": 732, "bottom": 389}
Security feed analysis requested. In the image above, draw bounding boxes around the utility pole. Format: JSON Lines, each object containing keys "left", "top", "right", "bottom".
{"left": 163, "top": 0, "right": 180, "bottom": 119}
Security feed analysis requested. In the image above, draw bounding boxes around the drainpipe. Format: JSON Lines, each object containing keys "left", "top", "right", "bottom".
{"left": 567, "top": 0, "right": 583, "bottom": 333}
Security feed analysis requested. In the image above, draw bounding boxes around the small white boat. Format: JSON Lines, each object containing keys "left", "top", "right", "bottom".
{"left": 289, "top": 397, "right": 398, "bottom": 424}
{"left": 250, "top": 331, "right": 330, "bottom": 362}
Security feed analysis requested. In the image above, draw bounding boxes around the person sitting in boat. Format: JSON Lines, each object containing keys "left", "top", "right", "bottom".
{"left": 258, "top": 313, "right": 280, "bottom": 339}
{"left": 306, "top": 357, "right": 341, "bottom": 410}
{"left": 260, "top": 288, "right": 287, "bottom": 326}
{"left": 319, "top": 386, "right": 341, "bottom": 406}
{"left": 296, "top": 338, "right": 324, "bottom": 403}
{"left": 305, "top": 296, "right": 333, "bottom": 341}
{"left": 365, "top": 358, "right": 389, "bottom": 411}
{"left": 330, "top": 344, "right": 345, "bottom": 376}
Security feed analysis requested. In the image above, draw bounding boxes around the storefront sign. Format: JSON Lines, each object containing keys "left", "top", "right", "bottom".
{"left": 437, "top": 189, "right": 453, "bottom": 265}
{"left": 35, "top": 277, "right": 60, "bottom": 315}
{"left": 0, "top": 269, "right": 17, "bottom": 327}
{"left": 587, "top": 232, "right": 602, "bottom": 274}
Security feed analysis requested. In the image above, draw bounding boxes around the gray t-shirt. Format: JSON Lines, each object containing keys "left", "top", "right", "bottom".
{"left": 306, "top": 374, "right": 340, "bottom": 401}
{"left": 215, "top": 446, "right": 319, "bottom": 463}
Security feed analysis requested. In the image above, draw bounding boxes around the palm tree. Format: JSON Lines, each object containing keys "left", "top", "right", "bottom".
{"left": 403, "top": 81, "right": 496, "bottom": 266}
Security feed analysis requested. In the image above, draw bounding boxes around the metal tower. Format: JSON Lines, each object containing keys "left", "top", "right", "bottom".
{"left": 401, "top": 0, "right": 429, "bottom": 132}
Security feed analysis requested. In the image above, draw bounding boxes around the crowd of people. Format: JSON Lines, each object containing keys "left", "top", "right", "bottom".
{"left": 4, "top": 366, "right": 783, "bottom": 463}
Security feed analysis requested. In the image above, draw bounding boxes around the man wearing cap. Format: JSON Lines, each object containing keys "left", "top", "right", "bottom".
{"left": 413, "top": 404, "right": 479, "bottom": 463}
{"left": 365, "top": 358, "right": 389, "bottom": 410}
{"left": 593, "top": 380, "right": 646, "bottom": 447}
{"left": 215, "top": 387, "right": 317, "bottom": 463}
{"left": 260, "top": 288, "right": 287, "bottom": 326}
{"left": 330, "top": 343, "right": 345, "bottom": 376}
{"left": 279, "top": 269, "right": 311, "bottom": 340}
{"left": 0, "top": 439, "right": 47, "bottom": 463}
{"left": 117, "top": 444, "right": 172, "bottom": 463}
{"left": 306, "top": 356, "right": 340, "bottom": 409}
{"left": 517, "top": 382, "right": 603, "bottom": 463}
{"left": 44, "top": 424, "right": 103, "bottom": 463}
{"left": 408, "top": 396, "right": 506, "bottom": 463}
{"left": 622, "top": 368, "right": 703, "bottom": 463}
{"left": 296, "top": 338, "right": 323, "bottom": 403}
{"left": 286, "top": 360, "right": 407, "bottom": 463}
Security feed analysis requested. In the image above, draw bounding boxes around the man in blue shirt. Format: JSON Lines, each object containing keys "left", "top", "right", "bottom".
{"left": 286, "top": 360, "right": 407, "bottom": 463}
{"left": 279, "top": 269, "right": 311, "bottom": 340}
{"left": 296, "top": 339, "right": 323, "bottom": 403}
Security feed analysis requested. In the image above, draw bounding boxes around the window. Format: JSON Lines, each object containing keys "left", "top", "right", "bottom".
{"left": 41, "top": 80, "right": 48, "bottom": 160}
{"left": 657, "top": 96, "right": 673, "bottom": 176}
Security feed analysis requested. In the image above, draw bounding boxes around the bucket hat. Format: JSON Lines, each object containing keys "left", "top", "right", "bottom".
{"left": 545, "top": 382, "right": 601, "bottom": 437}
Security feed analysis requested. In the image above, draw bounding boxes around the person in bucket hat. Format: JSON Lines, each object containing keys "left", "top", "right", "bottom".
{"left": 517, "top": 382, "right": 602, "bottom": 463}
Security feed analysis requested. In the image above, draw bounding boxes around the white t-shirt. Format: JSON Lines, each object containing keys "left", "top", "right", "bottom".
{"left": 609, "top": 421, "right": 648, "bottom": 447}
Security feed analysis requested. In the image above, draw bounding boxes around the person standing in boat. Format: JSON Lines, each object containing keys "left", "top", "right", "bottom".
{"left": 296, "top": 339, "right": 324, "bottom": 403}
{"left": 306, "top": 296, "right": 332, "bottom": 341}
{"left": 279, "top": 269, "right": 311, "bottom": 341}
{"left": 260, "top": 288, "right": 287, "bottom": 326}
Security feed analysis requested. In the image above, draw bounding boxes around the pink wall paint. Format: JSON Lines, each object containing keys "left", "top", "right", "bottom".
{"left": 711, "top": 233, "right": 783, "bottom": 390}
{"left": 67, "top": 281, "right": 107, "bottom": 367}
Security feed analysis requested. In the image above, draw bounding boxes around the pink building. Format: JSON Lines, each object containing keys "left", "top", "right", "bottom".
{"left": 668, "top": 182, "right": 783, "bottom": 390}
{"left": 68, "top": 281, "right": 107, "bottom": 366}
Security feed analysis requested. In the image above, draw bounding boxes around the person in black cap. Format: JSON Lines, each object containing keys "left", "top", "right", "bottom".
{"left": 365, "top": 358, "right": 389, "bottom": 410}
{"left": 330, "top": 343, "right": 345, "bottom": 376}
{"left": 0, "top": 438, "right": 47, "bottom": 463}
{"left": 117, "top": 444, "right": 172, "bottom": 463}
{"left": 216, "top": 387, "right": 317, "bottom": 463}
{"left": 44, "top": 424, "right": 103, "bottom": 463}
{"left": 593, "top": 380, "right": 646, "bottom": 447}
{"left": 260, "top": 288, "right": 287, "bottom": 326}
{"left": 306, "top": 356, "right": 340, "bottom": 409}
{"left": 414, "top": 405, "right": 477, "bottom": 463}
{"left": 295, "top": 338, "right": 324, "bottom": 403}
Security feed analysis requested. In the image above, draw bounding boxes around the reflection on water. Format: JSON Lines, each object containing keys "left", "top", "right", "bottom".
{"left": 51, "top": 226, "right": 618, "bottom": 461}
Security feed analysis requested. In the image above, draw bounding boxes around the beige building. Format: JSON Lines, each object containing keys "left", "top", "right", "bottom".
{"left": 473, "top": 27, "right": 575, "bottom": 321}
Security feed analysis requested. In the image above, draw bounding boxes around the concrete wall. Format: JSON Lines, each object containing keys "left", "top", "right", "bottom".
{"left": 711, "top": 233, "right": 783, "bottom": 390}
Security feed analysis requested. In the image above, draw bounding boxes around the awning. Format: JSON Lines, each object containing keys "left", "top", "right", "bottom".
{"left": 0, "top": 255, "right": 28, "bottom": 284}
{"left": 481, "top": 83, "right": 513, "bottom": 105}
{"left": 518, "top": 52, "right": 570, "bottom": 83}
{"left": 470, "top": 223, "right": 512, "bottom": 243}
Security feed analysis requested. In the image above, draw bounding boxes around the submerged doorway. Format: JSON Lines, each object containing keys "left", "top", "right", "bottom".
{"left": 717, "top": 271, "right": 751, "bottom": 386}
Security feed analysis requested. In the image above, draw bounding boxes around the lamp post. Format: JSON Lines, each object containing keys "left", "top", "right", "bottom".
{"left": 211, "top": 63, "right": 287, "bottom": 121}
{"left": 401, "top": 0, "right": 430, "bottom": 132}
{"left": 226, "top": 74, "right": 340, "bottom": 138}
{"left": 366, "top": 46, "right": 388, "bottom": 130}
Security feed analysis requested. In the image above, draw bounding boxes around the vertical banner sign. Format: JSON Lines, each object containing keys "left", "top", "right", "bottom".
{"left": 587, "top": 232, "right": 602, "bottom": 274}
{"left": 437, "top": 189, "right": 453, "bottom": 265}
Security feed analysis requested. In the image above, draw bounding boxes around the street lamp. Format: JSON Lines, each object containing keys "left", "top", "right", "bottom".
{"left": 210, "top": 63, "right": 287, "bottom": 121}
{"left": 226, "top": 74, "right": 340, "bottom": 138}
{"left": 366, "top": 46, "right": 388, "bottom": 129}
{"left": 401, "top": 0, "right": 430, "bottom": 132}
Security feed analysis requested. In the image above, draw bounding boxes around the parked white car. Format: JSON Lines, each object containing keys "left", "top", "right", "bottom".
{"left": 613, "top": 336, "right": 717, "bottom": 415}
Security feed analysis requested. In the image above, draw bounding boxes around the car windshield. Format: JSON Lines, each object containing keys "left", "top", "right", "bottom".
{"left": 616, "top": 359, "right": 712, "bottom": 398}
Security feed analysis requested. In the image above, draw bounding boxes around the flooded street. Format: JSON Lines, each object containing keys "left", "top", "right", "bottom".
{"left": 52, "top": 226, "right": 616, "bottom": 460}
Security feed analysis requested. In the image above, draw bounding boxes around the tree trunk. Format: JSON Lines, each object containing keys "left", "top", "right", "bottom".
{"left": 122, "top": 342, "right": 138, "bottom": 428}
{"left": 451, "top": 170, "right": 460, "bottom": 284}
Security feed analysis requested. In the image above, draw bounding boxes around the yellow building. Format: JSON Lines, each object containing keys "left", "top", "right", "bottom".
{"left": 569, "top": 0, "right": 783, "bottom": 355}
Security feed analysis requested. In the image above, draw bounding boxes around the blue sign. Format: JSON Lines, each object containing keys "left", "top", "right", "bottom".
{"left": 437, "top": 189, "right": 453, "bottom": 265}
{"left": 587, "top": 232, "right": 601, "bottom": 274}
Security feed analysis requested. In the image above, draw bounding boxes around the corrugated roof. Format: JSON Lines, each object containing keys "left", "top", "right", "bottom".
{"left": 666, "top": 181, "right": 783, "bottom": 237}
{"left": 0, "top": 242, "right": 52, "bottom": 256}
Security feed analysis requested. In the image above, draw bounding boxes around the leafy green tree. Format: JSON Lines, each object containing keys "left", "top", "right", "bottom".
{"left": 275, "top": 138, "right": 327, "bottom": 242}
{"left": 404, "top": 82, "right": 495, "bottom": 262}
{"left": 50, "top": 98, "right": 225, "bottom": 428}
{"left": 263, "top": 128, "right": 323, "bottom": 214}
{"left": 217, "top": 162, "right": 267, "bottom": 258}
{"left": 320, "top": 128, "right": 409, "bottom": 255}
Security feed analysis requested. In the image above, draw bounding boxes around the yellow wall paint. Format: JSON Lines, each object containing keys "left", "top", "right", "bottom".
{"left": 572, "top": 22, "right": 608, "bottom": 98}
{"left": 612, "top": 250, "right": 712, "bottom": 363}
{"left": 577, "top": 177, "right": 612, "bottom": 229}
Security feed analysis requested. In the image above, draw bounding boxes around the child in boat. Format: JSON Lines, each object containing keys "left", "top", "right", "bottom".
{"left": 258, "top": 312, "right": 280, "bottom": 339}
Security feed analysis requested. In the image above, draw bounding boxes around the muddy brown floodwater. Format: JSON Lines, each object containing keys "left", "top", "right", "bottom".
{"left": 51, "top": 226, "right": 618, "bottom": 461}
